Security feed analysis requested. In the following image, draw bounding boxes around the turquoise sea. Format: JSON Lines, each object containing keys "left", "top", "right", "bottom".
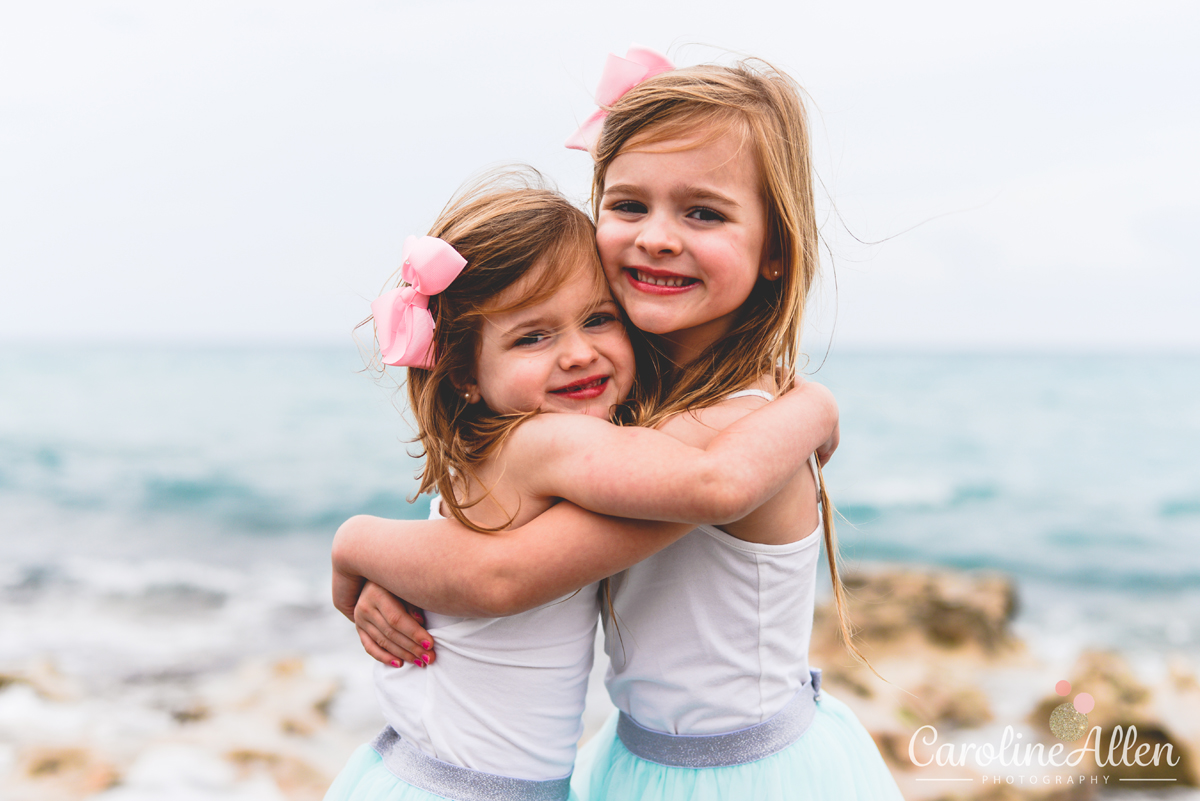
{"left": 1, "top": 347, "right": 1198, "bottom": 791}
{"left": 2, "top": 348, "right": 1198, "bottom": 680}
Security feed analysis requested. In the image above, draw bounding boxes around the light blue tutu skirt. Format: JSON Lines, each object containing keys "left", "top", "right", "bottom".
{"left": 324, "top": 744, "right": 449, "bottom": 801}
{"left": 324, "top": 741, "right": 581, "bottom": 801}
{"left": 571, "top": 693, "right": 903, "bottom": 801}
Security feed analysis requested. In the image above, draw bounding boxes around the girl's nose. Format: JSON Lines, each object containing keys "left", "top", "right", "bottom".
{"left": 634, "top": 211, "right": 681, "bottom": 256}
{"left": 558, "top": 328, "right": 599, "bottom": 370}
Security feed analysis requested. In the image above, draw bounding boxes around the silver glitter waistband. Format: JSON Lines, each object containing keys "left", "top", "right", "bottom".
{"left": 616, "top": 668, "right": 823, "bottom": 768}
{"left": 371, "top": 727, "right": 572, "bottom": 801}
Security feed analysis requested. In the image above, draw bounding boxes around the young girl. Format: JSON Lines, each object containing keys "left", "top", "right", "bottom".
{"left": 326, "top": 173, "right": 840, "bottom": 801}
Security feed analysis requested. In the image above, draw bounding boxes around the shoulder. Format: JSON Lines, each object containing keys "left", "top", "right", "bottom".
{"left": 655, "top": 377, "right": 776, "bottom": 448}
{"left": 502, "top": 412, "right": 616, "bottom": 460}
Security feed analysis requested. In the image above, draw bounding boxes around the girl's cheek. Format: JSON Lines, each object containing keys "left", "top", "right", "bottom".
{"left": 596, "top": 228, "right": 624, "bottom": 264}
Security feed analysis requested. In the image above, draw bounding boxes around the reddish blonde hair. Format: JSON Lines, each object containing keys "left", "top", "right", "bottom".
{"left": 593, "top": 59, "right": 872, "bottom": 672}
{"left": 366, "top": 171, "right": 606, "bottom": 531}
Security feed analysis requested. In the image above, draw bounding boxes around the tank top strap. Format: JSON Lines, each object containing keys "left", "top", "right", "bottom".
{"left": 725, "top": 388, "right": 775, "bottom": 402}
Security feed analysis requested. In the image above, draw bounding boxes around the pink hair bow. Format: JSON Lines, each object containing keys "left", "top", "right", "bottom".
{"left": 371, "top": 236, "right": 467, "bottom": 369}
{"left": 565, "top": 46, "right": 674, "bottom": 153}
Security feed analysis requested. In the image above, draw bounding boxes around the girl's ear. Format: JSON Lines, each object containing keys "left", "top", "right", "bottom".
{"left": 759, "top": 256, "right": 784, "bottom": 282}
{"left": 760, "top": 229, "right": 784, "bottom": 281}
{"left": 451, "top": 375, "right": 482, "bottom": 405}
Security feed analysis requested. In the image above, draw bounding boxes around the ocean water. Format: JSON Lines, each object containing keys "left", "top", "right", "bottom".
{"left": 0, "top": 346, "right": 1198, "bottom": 795}
{"left": 2, "top": 348, "right": 1198, "bottom": 672}
{"left": 816, "top": 352, "right": 1200, "bottom": 659}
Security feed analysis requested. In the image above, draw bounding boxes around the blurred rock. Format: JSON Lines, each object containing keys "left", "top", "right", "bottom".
{"left": 903, "top": 668, "right": 994, "bottom": 729}
{"left": 0, "top": 659, "right": 81, "bottom": 703}
{"left": 228, "top": 749, "right": 330, "bottom": 800}
{"left": 814, "top": 567, "right": 1019, "bottom": 658}
{"left": 5, "top": 745, "right": 118, "bottom": 801}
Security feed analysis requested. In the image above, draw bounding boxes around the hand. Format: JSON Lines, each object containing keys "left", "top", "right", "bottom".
{"left": 332, "top": 565, "right": 365, "bottom": 622}
{"left": 354, "top": 581, "right": 436, "bottom": 668}
{"left": 784, "top": 377, "right": 839, "bottom": 466}
{"left": 816, "top": 418, "right": 839, "bottom": 466}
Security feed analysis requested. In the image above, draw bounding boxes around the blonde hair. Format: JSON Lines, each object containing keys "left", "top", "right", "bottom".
{"left": 367, "top": 171, "right": 606, "bottom": 532}
{"left": 593, "top": 59, "right": 871, "bottom": 671}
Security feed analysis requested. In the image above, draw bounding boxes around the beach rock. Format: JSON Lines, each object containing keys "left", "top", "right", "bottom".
{"left": 4, "top": 745, "right": 118, "bottom": 801}
{"left": 203, "top": 657, "right": 339, "bottom": 738}
{"left": 86, "top": 745, "right": 287, "bottom": 801}
{"left": 903, "top": 668, "right": 994, "bottom": 729}
{"left": 811, "top": 567, "right": 1017, "bottom": 737}
{"left": 228, "top": 749, "right": 331, "bottom": 800}
{"left": 814, "top": 567, "right": 1019, "bottom": 656}
{"left": 0, "top": 659, "right": 81, "bottom": 702}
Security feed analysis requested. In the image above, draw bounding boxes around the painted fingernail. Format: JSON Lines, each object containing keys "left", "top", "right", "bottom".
{"left": 421, "top": 640, "right": 432, "bottom": 649}
{"left": 420, "top": 654, "right": 430, "bottom": 665}
{"left": 390, "top": 660, "right": 401, "bottom": 668}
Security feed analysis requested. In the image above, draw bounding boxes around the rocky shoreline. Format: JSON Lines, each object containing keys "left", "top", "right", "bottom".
{"left": 813, "top": 568, "right": 1200, "bottom": 799}
{"left": 2, "top": 565, "right": 1198, "bottom": 800}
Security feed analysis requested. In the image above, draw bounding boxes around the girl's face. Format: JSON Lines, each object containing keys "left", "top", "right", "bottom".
{"left": 466, "top": 259, "right": 636, "bottom": 420}
{"left": 596, "top": 128, "right": 781, "bottom": 360}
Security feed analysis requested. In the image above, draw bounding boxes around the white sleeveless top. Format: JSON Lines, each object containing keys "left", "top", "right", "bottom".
{"left": 603, "top": 389, "right": 824, "bottom": 735}
{"left": 374, "top": 497, "right": 600, "bottom": 780}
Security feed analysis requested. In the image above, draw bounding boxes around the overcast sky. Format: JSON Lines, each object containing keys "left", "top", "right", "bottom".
{"left": 1, "top": 0, "right": 1196, "bottom": 351}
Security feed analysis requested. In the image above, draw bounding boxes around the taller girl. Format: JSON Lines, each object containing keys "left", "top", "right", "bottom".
{"left": 568, "top": 52, "right": 903, "bottom": 799}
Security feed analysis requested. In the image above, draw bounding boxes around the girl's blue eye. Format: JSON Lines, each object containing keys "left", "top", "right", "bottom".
{"left": 514, "top": 333, "right": 547, "bottom": 347}
{"left": 687, "top": 207, "right": 724, "bottom": 222}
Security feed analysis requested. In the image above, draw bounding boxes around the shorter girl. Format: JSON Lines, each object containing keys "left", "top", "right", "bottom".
{"left": 325, "top": 172, "right": 838, "bottom": 801}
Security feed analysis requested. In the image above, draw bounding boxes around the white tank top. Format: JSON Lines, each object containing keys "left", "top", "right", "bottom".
{"left": 603, "top": 390, "right": 824, "bottom": 735}
{"left": 374, "top": 498, "right": 600, "bottom": 780}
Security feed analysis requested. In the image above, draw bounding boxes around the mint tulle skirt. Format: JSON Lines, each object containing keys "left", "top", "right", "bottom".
{"left": 323, "top": 741, "right": 581, "bottom": 801}
{"left": 323, "top": 744, "right": 447, "bottom": 801}
{"left": 570, "top": 693, "right": 903, "bottom": 801}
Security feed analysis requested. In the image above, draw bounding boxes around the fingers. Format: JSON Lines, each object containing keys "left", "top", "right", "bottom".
{"left": 357, "top": 624, "right": 415, "bottom": 667}
{"left": 353, "top": 584, "right": 436, "bottom": 667}
{"left": 355, "top": 623, "right": 422, "bottom": 666}
{"left": 332, "top": 570, "right": 366, "bottom": 622}
{"left": 816, "top": 421, "right": 840, "bottom": 466}
{"left": 383, "top": 603, "right": 434, "bottom": 654}
{"left": 358, "top": 609, "right": 431, "bottom": 665}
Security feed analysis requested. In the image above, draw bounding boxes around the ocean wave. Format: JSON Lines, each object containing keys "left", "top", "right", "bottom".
{"left": 0, "top": 436, "right": 428, "bottom": 535}
{"left": 848, "top": 546, "right": 1200, "bottom": 594}
{"left": 1161, "top": 498, "right": 1200, "bottom": 517}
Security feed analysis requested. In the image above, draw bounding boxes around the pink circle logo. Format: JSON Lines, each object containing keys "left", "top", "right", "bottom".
{"left": 1049, "top": 680, "right": 1094, "bottom": 741}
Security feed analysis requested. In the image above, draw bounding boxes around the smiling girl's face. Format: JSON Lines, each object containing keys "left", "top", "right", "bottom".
{"left": 466, "top": 257, "right": 636, "bottom": 420}
{"left": 596, "top": 128, "right": 780, "bottom": 361}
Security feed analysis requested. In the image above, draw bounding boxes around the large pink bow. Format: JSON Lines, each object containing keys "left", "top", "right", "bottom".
{"left": 565, "top": 46, "right": 674, "bottom": 154}
{"left": 371, "top": 236, "right": 467, "bottom": 368}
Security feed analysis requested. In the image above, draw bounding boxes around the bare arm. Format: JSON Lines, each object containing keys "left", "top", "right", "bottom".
{"left": 333, "top": 503, "right": 691, "bottom": 618}
{"left": 333, "top": 382, "right": 838, "bottom": 618}
{"left": 511, "top": 381, "right": 837, "bottom": 524}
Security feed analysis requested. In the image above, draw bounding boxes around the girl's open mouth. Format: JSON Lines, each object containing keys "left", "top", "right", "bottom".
{"left": 626, "top": 268, "right": 699, "bottom": 295}
{"left": 550, "top": 376, "right": 609, "bottom": 400}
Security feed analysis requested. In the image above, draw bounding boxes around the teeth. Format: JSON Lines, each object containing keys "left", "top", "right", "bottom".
{"left": 559, "top": 378, "right": 603, "bottom": 393}
{"left": 634, "top": 270, "right": 691, "bottom": 288}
